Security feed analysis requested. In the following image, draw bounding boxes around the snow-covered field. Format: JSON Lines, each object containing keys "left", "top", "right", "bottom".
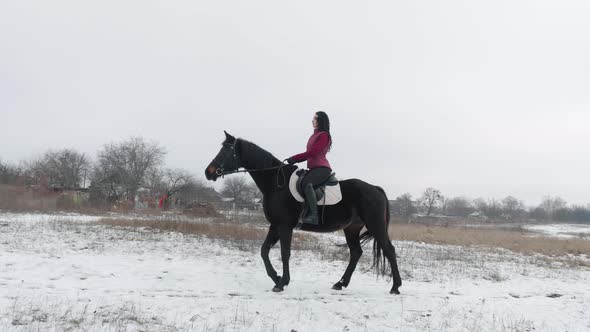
{"left": 1, "top": 212, "right": 589, "bottom": 331}
{"left": 524, "top": 223, "right": 590, "bottom": 239}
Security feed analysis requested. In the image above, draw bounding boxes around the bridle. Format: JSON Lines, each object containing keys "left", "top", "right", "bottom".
{"left": 212, "top": 139, "right": 239, "bottom": 176}
{"left": 211, "top": 138, "right": 289, "bottom": 189}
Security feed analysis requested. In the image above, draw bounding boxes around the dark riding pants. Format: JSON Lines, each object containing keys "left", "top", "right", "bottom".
{"left": 302, "top": 167, "right": 332, "bottom": 190}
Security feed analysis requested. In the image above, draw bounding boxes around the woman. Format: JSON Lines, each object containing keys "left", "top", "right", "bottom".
{"left": 286, "top": 111, "right": 333, "bottom": 225}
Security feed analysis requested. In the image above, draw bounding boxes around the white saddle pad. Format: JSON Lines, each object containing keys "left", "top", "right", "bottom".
{"left": 288, "top": 168, "right": 342, "bottom": 205}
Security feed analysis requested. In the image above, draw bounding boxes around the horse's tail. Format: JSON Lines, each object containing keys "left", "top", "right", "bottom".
{"left": 377, "top": 186, "right": 391, "bottom": 228}
{"left": 359, "top": 186, "right": 391, "bottom": 276}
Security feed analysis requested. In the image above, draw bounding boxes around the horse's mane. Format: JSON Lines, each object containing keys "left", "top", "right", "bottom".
{"left": 238, "top": 138, "right": 282, "bottom": 168}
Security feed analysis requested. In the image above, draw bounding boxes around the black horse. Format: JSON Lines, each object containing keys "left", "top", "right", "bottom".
{"left": 205, "top": 131, "right": 402, "bottom": 294}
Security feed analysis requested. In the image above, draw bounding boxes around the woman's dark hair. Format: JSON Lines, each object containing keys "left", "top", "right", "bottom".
{"left": 315, "top": 111, "right": 332, "bottom": 151}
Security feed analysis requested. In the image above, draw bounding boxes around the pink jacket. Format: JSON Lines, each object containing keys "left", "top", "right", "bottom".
{"left": 290, "top": 130, "right": 332, "bottom": 170}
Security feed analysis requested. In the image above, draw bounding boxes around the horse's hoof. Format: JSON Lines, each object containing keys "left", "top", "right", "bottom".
{"left": 272, "top": 286, "right": 284, "bottom": 292}
{"left": 332, "top": 281, "right": 345, "bottom": 290}
{"left": 390, "top": 288, "right": 400, "bottom": 295}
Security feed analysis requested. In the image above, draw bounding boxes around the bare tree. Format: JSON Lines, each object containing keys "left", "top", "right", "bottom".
{"left": 90, "top": 160, "right": 122, "bottom": 204}
{"left": 19, "top": 157, "right": 46, "bottom": 186}
{"left": 472, "top": 197, "right": 501, "bottom": 219}
{"left": 487, "top": 198, "right": 502, "bottom": 219}
{"left": 439, "top": 196, "right": 449, "bottom": 215}
{"left": 144, "top": 168, "right": 213, "bottom": 204}
{"left": 394, "top": 193, "right": 416, "bottom": 218}
{"left": 529, "top": 206, "right": 547, "bottom": 220}
{"left": 13, "top": 150, "right": 89, "bottom": 211}
{"left": 162, "top": 169, "right": 195, "bottom": 196}
{"left": 158, "top": 168, "right": 198, "bottom": 209}
{"left": 538, "top": 196, "right": 567, "bottom": 221}
{"left": 93, "top": 137, "right": 166, "bottom": 206}
{"left": 446, "top": 197, "right": 474, "bottom": 217}
{"left": 501, "top": 196, "right": 525, "bottom": 220}
{"left": 0, "top": 159, "right": 22, "bottom": 185}
{"left": 144, "top": 167, "right": 166, "bottom": 194}
{"left": 473, "top": 198, "right": 488, "bottom": 213}
{"left": 36, "top": 149, "right": 91, "bottom": 188}
{"left": 220, "top": 175, "right": 249, "bottom": 204}
{"left": 245, "top": 181, "right": 262, "bottom": 198}
{"left": 418, "top": 187, "right": 442, "bottom": 216}
{"left": 143, "top": 168, "right": 203, "bottom": 209}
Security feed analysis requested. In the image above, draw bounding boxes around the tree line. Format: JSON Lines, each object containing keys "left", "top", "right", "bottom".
{"left": 2, "top": 140, "right": 589, "bottom": 221}
{"left": 0, "top": 137, "right": 260, "bottom": 210}
{"left": 391, "top": 187, "right": 590, "bottom": 223}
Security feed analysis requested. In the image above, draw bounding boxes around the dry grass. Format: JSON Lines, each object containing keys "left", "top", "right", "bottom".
{"left": 95, "top": 217, "right": 322, "bottom": 252}
{"left": 390, "top": 223, "right": 590, "bottom": 259}
{"left": 94, "top": 217, "right": 590, "bottom": 266}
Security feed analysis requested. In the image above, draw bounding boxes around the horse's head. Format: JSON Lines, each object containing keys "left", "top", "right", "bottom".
{"left": 205, "top": 131, "right": 242, "bottom": 181}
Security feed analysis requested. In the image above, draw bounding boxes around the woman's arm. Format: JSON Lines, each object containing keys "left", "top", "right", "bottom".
{"left": 288, "top": 132, "right": 329, "bottom": 163}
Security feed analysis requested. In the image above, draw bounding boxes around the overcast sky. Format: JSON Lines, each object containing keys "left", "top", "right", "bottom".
{"left": 1, "top": 1, "right": 589, "bottom": 206}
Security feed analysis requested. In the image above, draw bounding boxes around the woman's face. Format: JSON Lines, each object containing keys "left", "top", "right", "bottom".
{"left": 312, "top": 114, "right": 318, "bottom": 129}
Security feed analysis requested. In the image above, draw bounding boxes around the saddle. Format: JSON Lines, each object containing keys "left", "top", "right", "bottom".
{"left": 288, "top": 168, "right": 342, "bottom": 205}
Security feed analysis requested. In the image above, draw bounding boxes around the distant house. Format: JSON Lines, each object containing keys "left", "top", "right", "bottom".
{"left": 239, "top": 198, "right": 263, "bottom": 211}
{"left": 468, "top": 211, "right": 488, "bottom": 220}
{"left": 197, "top": 187, "right": 224, "bottom": 203}
{"left": 219, "top": 197, "right": 235, "bottom": 210}
{"left": 219, "top": 197, "right": 262, "bottom": 211}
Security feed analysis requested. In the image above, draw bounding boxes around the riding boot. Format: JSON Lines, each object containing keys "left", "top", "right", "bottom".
{"left": 301, "top": 183, "right": 319, "bottom": 225}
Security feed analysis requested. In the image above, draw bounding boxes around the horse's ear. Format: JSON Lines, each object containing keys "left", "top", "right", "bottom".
{"left": 224, "top": 130, "right": 235, "bottom": 142}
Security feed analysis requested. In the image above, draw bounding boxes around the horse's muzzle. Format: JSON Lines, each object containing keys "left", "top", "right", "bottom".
{"left": 205, "top": 165, "right": 218, "bottom": 181}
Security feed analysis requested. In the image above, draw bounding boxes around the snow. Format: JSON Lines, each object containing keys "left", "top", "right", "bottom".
{"left": 1, "top": 211, "right": 589, "bottom": 331}
{"left": 524, "top": 223, "right": 590, "bottom": 239}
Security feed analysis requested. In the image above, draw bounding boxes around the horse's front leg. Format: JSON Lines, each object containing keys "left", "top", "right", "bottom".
{"left": 272, "top": 224, "right": 294, "bottom": 292}
{"left": 261, "top": 225, "right": 281, "bottom": 286}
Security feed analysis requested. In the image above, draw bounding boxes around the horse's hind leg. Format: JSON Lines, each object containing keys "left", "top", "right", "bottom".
{"left": 332, "top": 224, "right": 364, "bottom": 290}
{"left": 371, "top": 228, "right": 402, "bottom": 294}
{"left": 364, "top": 213, "right": 402, "bottom": 294}
{"left": 382, "top": 234, "right": 402, "bottom": 294}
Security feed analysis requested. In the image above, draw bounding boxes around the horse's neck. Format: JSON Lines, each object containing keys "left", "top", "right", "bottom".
{"left": 249, "top": 169, "right": 293, "bottom": 195}
{"left": 239, "top": 141, "right": 291, "bottom": 194}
